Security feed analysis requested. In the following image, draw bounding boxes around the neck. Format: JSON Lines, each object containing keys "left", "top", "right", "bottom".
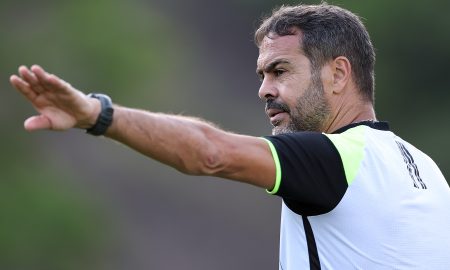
{"left": 323, "top": 102, "right": 376, "bottom": 133}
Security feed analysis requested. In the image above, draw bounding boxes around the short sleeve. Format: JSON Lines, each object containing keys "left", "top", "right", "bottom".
{"left": 264, "top": 132, "right": 347, "bottom": 216}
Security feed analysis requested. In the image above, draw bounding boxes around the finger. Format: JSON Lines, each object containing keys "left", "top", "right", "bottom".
{"left": 18, "top": 65, "right": 46, "bottom": 94}
{"left": 10, "top": 74, "right": 38, "bottom": 101}
{"left": 31, "top": 65, "right": 72, "bottom": 93}
{"left": 24, "top": 115, "right": 52, "bottom": 131}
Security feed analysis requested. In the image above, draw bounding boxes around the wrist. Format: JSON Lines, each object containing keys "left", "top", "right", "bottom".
{"left": 87, "top": 98, "right": 101, "bottom": 127}
{"left": 86, "top": 93, "right": 114, "bottom": 136}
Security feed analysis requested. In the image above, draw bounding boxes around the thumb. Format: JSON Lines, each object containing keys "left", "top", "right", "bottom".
{"left": 24, "top": 115, "right": 52, "bottom": 131}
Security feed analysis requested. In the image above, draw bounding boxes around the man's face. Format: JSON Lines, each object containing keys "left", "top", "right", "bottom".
{"left": 256, "top": 32, "right": 331, "bottom": 135}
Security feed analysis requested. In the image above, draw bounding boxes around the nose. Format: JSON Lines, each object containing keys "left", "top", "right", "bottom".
{"left": 258, "top": 78, "right": 278, "bottom": 100}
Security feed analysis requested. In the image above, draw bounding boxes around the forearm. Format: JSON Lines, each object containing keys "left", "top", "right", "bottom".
{"left": 105, "top": 106, "right": 227, "bottom": 175}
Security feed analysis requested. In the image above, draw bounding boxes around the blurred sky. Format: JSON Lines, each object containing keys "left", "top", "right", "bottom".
{"left": 1, "top": 0, "right": 449, "bottom": 269}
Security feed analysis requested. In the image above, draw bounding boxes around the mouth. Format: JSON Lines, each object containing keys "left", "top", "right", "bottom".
{"left": 266, "top": 108, "right": 288, "bottom": 126}
{"left": 265, "top": 99, "right": 290, "bottom": 126}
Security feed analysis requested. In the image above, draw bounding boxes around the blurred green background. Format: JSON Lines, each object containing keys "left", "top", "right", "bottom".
{"left": 1, "top": 0, "right": 449, "bottom": 269}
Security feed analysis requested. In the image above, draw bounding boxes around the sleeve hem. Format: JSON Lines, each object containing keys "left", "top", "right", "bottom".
{"left": 261, "top": 138, "right": 282, "bottom": 195}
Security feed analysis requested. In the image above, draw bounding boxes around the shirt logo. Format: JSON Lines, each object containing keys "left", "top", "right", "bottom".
{"left": 395, "top": 141, "right": 427, "bottom": 189}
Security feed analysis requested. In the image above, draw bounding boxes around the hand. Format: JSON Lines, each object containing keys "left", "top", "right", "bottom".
{"left": 10, "top": 65, "right": 100, "bottom": 131}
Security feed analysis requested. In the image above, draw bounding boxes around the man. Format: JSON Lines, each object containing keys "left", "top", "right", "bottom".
{"left": 9, "top": 3, "right": 450, "bottom": 270}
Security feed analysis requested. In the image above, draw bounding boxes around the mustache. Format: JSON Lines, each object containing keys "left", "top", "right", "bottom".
{"left": 265, "top": 99, "right": 290, "bottom": 113}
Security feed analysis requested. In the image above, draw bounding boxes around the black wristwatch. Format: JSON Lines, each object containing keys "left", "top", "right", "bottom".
{"left": 86, "top": 93, "right": 114, "bottom": 136}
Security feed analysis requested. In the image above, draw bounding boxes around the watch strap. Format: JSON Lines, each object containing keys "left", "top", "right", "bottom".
{"left": 86, "top": 93, "right": 114, "bottom": 136}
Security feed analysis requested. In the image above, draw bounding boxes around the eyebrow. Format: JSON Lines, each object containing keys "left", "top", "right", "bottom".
{"left": 256, "top": 59, "right": 290, "bottom": 76}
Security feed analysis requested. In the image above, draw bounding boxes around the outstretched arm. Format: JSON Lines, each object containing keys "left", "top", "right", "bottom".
{"left": 10, "top": 65, "right": 276, "bottom": 189}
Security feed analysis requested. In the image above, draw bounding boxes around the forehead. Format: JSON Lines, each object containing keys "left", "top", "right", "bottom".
{"left": 257, "top": 33, "right": 304, "bottom": 69}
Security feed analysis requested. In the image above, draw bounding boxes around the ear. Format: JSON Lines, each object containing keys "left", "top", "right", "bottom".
{"left": 331, "top": 56, "right": 351, "bottom": 94}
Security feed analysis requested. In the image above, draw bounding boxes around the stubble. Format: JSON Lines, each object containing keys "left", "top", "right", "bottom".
{"left": 272, "top": 71, "right": 331, "bottom": 135}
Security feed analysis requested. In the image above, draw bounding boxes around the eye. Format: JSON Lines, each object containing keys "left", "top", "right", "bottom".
{"left": 274, "top": 69, "right": 285, "bottom": 77}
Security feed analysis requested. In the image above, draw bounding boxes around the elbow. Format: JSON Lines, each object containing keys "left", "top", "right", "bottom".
{"left": 201, "top": 149, "right": 226, "bottom": 175}
{"left": 181, "top": 129, "right": 229, "bottom": 176}
{"left": 176, "top": 124, "right": 230, "bottom": 176}
{"left": 181, "top": 148, "right": 226, "bottom": 176}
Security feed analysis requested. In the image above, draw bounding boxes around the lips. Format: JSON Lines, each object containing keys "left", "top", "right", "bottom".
{"left": 266, "top": 108, "right": 285, "bottom": 118}
{"left": 265, "top": 100, "right": 290, "bottom": 126}
{"left": 266, "top": 109, "right": 288, "bottom": 126}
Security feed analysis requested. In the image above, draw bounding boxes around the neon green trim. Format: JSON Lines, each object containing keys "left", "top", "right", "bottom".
{"left": 262, "top": 138, "right": 282, "bottom": 194}
{"left": 324, "top": 126, "right": 366, "bottom": 185}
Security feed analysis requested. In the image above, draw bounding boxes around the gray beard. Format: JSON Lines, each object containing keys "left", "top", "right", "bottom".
{"left": 272, "top": 74, "right": 331, "bottom": 135}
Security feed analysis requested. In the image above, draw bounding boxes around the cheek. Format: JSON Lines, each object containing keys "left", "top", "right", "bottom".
{"left": 278, "top": 81, "right": 308, "bottom": 107}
